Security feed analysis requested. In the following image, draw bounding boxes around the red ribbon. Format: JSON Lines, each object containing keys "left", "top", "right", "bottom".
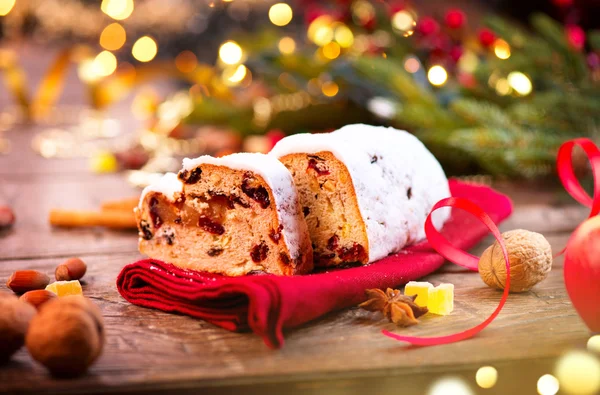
{"left": 383, "top": 197, "right": 511, "bottom": 346}
{"left": 556, "top": 138, "right": 600, "bottom": 255}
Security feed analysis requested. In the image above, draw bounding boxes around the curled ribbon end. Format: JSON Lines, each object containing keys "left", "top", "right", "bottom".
{"left": 383, "top": 197, "right": 511, "bottom": 347}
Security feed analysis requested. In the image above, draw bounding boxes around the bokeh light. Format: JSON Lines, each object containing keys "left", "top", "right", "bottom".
{"left": 222, "top": 64, "right": 248, "bottom": 86}
{"left": 313, "top": 25, "right": 334, "bottom": 46}
{"left": 219, "top": 41, "right": 243, "bottom": 65}
{"left": 99, "top": 23, "right": 127, "bottom": 51}
{"left": 268, "top": 3, "right": 293, "bottom": 27}
{"left": 495, "top": 78, "right": 511, "bottom": 95}
{"left": 428, "top": 65, "right": 448, "bottom": 86}
{"left": 555, "top": 351, "right": 600, "bottom": 395}
{"left": 404, "top": 57, "right": 420, "bottom": 73}
{"left": 278, "top": 37, "right": 296, "bottom": 55}
{"left": 494, "top": 39, "right": 511, "bottom": 59}
{"left": 93, "top": 51, "right": 117, "bottom": 77}
{"left": 427, "top": 376, "right": 474, "bottom": 395}
{"left": 537, "top": 374, "right": 560, "bottom": 395}
{"left": 475, "top": 366, "right": 498, "bottom": 389}
{"left": 132, "top": 36, "right": 158, "bottom": 62}
{"left": 458, "top": 51, "right": 479, "bottom": 73}
{"left": 308, "top": 16, "right": 334, "bottom": 46}
{"left": 392, "top": 10, "right": 416, "bottom": 33}
{"left": 321, "top": 81, "right": 339, "bottom": 97}
{"left": 101, "top": 0, "right": 134, "bottom": 21}
{"left": 507, "top": 71, "right": 532, "bottom": 95}
{"left": 175, "top": 51, "right": 198, "bottom": 73}
{"left": 322, "top": 42, "right": 341, "bottom": 60}
{"left": 0, "top": 0, "right": 16, "bottom": 16}
{"left": 77, "top": 59, "right": 102, "bottom": 83}
{"left": 588, "top": 335, "right": 600, "bottom": 353}
{"left": 334, "top": 25, "right": 354, "bottom": 48}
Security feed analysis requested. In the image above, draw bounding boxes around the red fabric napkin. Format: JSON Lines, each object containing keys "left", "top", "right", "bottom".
{"left": 117, "top": 180, "right": 512, "bottom": 348}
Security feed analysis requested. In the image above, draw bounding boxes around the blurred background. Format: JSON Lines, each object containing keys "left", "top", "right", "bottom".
{"left": 1, "top": 0, "right": 599, "bottom": 188}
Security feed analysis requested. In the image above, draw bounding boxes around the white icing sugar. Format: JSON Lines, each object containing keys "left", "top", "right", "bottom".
{"left": 138, "top": 172, "right": 183, "bottom": 207}
{"left": 182, "top": 153, "right": 305, "bottom": 260}
{"left": 270, "top": 124, "right": 451, "bottom": 262}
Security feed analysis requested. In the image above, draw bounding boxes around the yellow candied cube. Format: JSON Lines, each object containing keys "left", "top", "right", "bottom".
{"left": 46, "top": 280, "right": 83, "bottom": 297}
{"left": 404, "top": 281, "right": 434, "bottom": 307}
{"left": 428, "top": 283, "right": 454, "bottom": 315}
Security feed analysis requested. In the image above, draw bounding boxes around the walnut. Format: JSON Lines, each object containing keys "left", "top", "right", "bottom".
{"left": 0, "top": 292, "right": 36, "bottom": 363}
{"left": 478, "top": 229, "right": 552, "bottom": 293}
{"left": 26, "top": 296, "right": 104, "bottom": 377}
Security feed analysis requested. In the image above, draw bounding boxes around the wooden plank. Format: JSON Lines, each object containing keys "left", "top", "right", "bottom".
{"left": 0, "top": 234, "right": 590, "bottom": 394}
{"left": 0, "top": 177, "right": 140, "bottom": 260}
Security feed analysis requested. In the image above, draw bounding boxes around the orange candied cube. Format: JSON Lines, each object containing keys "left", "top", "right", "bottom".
{"left": 46, "top": 280, "right": 83, "bottom": 297}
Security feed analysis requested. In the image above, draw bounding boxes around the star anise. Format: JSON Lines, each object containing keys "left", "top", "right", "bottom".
{"left": 359, "top": 288, "right": 429, "bottom": 327}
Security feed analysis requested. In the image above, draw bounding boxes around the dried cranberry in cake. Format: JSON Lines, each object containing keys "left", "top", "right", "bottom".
{"left": 178, "top": 167, "right": 202, "bottom": 184}
{"left": 241, "top": 173, "right": 270, "bottom": 209}
{"left": 138, "top": 155, "right": 313, "bottom": 276}
{"left": 327, "top": 234, "right": 339, "bottom": 251}
{"left": 279, "top": 252, "right": 291, "bottom": 265}
{"left": 207, "top": 247, "right": 223, "bottom": 257}
{"left": 198, "top": 216, "right": 225, "bottom": 235}
{"left": 269, "top": 225, "right": 283, "bottom": 243}
{"left": 338, "top": 243, "right": 367, "bottom": 262}
{"left": 250, "top": 242, "right": 269, "bottom": 262}
{"left": 307, "top": 156, "right": 330, "bottom": 176}
{"left": 140, "top": 220, "right": 153, "bottom": 240}
{"left": 315, "top": 252, "right": 336, "bottom": 263}
{"left": 149, "top": 197, "right": 162, "bottom": 228}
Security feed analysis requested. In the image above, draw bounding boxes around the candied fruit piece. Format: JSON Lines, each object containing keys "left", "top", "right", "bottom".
{"left": 427, "top": 283, "right": 454, "bottom": 315}
{"left": 46, "top": 280, "right": 83, "bottom": 297}
{"left": 404, "top": 281, "right": 434, "bottom": 308}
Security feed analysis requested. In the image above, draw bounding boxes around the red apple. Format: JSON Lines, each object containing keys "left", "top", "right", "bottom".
{"left": 564, "top": 216, "right": 600, "bottom": 332}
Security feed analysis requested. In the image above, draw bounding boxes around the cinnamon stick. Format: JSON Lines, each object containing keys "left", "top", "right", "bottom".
{"left": 49, "top": 209, "right": 137, "bottom": 229}
{"left": 100, "top": 197, "right": 139, "bottom": 213}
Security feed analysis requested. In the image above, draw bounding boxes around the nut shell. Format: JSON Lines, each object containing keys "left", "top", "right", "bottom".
{"left": 6, "top": 270, "right": 50, "bottom": 294}
{"left": 19, "top": 290, "right": 57, "bottom": 310}
{"left": 26, "top": 296, "right": 104, "bottom": 377}
{"left": 0, "top": 292, "right": 37, "bottom": 363}
{"left": 55, "top": 258, "right": 87, "bottom": 281}
{"left": 479, "top": 229, "right": 552, "bottom": 293}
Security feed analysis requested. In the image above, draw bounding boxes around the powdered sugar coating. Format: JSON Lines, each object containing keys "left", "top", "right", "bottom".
{"left": 182, "top": 153, "right": 305, "bottom": 260}
{"left": 270, "top": 124, "right": 451, "bottom": 262}
{"left": 139, "top": 172, "right": 183, "bottom": 207}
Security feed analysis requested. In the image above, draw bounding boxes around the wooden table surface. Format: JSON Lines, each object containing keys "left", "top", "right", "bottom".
{"left": 0, "top": 47, "right": 594, "bottom": 395}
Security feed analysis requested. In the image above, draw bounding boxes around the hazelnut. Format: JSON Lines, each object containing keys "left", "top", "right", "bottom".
{"left": 26, "top": 296, "right": 104, "bottom": 377}
{"left": 55, "top": 257, "right": 87, "bottom": 281}
{"left": 0, "top": 292, "right": 37, "bottom": 363}
{"left": 6, "top": 270, "right": 50, "bottom": 294}
{"left": 479, "top": 229, "right": 552, "bottom": 293}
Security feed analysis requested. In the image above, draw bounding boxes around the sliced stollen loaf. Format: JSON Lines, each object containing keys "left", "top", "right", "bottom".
{"left": 270, "top": 124, "right": 451, "bottom": 267}
{"left": 135, "top": 153, "right": 313, "bottom": 276}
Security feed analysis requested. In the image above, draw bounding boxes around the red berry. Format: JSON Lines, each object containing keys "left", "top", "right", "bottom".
{"left": 445, "top": 8, "right": 466, "bottom": 29}
{"left": 566, "top": 25, "right": 585, "bottom": 51}
{"left": 449, "top": 46, "right": 463, "bottom": 63}
{"left": 478, "top": 28, "right": 496, "bottom": 47}
{"left": 417, "top": 16, "right": 440, "bottom": 36}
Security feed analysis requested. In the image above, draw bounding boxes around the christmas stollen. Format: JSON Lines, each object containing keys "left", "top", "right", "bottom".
{"left": 270, "top": 124, "right": 451, "bottom": 267}
{"left": 135, "top": 153, "right": 313, "bottom": 276}
{"left": 118, "top": 180, "right": 513, "bottom": 348}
